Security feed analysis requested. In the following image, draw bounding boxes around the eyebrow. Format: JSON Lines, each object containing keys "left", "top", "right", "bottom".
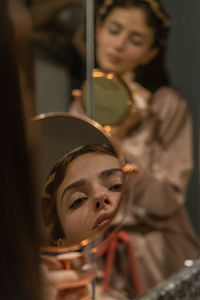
{"left": 109, "top": 21, "right": 146, "bottom": 39}
{"left": 61, "top": 168, "right": 122, "bottom": 202}
{"left": 61, "top": 179, "right": 86, "bottom": 202}
{"left": 99, "top": 168, "right": 122, "bottom": 178}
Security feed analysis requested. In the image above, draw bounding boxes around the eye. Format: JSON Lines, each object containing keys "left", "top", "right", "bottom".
{"left": 108, "top": 28, "right": 120, "bottom": 35}
{"left": 130, "top": 38, "right": 143, "bottom": 46}
{"left": 109, "top": 183, "right": 122, "bottom": 192}
{"left": 69, "top": 197, "right": 88, "bottom": 210}
{"left": 107, "top": 24, "right": 121, "bottom": 35}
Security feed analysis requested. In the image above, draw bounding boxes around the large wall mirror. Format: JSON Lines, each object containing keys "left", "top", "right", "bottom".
{"left": 29, "top": 0, "right": 86, "bottom": 113}
{"left": 27, "top": 1, "right": 200, "bottom": 226}
{"left": 10, "top": 0, "right": 200, "bottom": 299}
{"left": 162, "top": 0, "right": 200, "bottom": 233}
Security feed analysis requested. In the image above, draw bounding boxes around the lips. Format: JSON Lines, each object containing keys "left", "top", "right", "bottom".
{"left": 92, "top": 212, "right": 113, "bottom": 230}
{"left": 107, "top": 53, "right": 122, "bottom": 64}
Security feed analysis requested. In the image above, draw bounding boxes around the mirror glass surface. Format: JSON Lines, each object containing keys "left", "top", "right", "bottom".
{"left": 82, "top": 70, "right": 132, "bottom": 126}
{"left": 29, "top": 113, "right": 125, "bottom": 249}
{"left": 10, "top": 0, "right": 200, "bottom": 297}
{"left": 30, "top": 1, "right": 86, "bottom": 114}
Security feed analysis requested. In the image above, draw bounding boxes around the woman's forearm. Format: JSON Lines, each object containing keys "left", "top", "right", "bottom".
{"left": 30, "top": 0, "right": 84, "bottom": 29}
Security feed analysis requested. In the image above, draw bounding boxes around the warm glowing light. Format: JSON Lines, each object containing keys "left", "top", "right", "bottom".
{"left": 81, "top": 238, "right": 90, "bottom": 246}
{"left": 72, "top": 89, "right": 82, "bottom": 97}
{"left": 122, "top": 163, "right": 139, "bottom": 174}
{"left": 106, "top": 74, "right": 114, "bottom": 80}
{"left": 93, "top": 71, "right": 104, "bottom": 77}
{"left": 104, "top": 125, "right": 112, "bottom": 132}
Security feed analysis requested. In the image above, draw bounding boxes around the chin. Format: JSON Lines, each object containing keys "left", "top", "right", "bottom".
{"left": 100, "top": 63, "right": 120, "bottom": 74}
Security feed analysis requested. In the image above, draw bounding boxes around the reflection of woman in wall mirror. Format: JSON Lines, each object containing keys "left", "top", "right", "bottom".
{"left": 41, "top": 143, "right": 122, "bottom": 247}
{"left": 28, "top": 0, "right": 86, "bottom": 112}
{"left": 70, "top": 0, "right": 200, "bottom": 298}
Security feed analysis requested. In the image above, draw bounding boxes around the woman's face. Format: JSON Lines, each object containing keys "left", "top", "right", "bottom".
{"left": 96, "top": 7, "right": 158, "bottom": 76}
{"left": 56, "top": 152, "right": 122, "bottom": 245}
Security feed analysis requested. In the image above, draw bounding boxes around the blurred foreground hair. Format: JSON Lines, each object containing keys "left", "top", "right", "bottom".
{"left": 0, "top": 1, "right": 42, "bottom": 299}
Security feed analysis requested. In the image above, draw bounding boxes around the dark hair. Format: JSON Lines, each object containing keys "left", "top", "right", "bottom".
{"left": 97, "top": 0, "right": 171, "bottom": 91}
{"left": 0, "top": 1, "right": 42, "bottom": 299}
{"left": 42, "top": 143, "right": 117, "bottom": 244}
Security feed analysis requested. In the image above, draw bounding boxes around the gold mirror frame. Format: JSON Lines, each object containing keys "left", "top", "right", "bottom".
{"left": 29, "top": 112, "right": 138, "bottom": 254}
{"left": 82, "top": 69, "right": 133, "bottom": 126}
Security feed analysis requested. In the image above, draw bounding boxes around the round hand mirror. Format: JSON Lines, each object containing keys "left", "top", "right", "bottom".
{"left": 82, "top": 70, "right": 133, "bottom": 126}
{"left": 29, "top": 112, "right": 134, "bottom": 253}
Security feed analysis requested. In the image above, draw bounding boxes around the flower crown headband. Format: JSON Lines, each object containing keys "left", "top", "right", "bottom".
{"left": 99, "top": 0, "right": 171, "bottom": 29}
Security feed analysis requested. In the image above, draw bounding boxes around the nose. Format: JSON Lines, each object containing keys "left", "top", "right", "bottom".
{"left": 113, "top": 33, "right": 127, "bottom": 51}
{"left": 93, "top": 193, "right": 112, "bottom": 212}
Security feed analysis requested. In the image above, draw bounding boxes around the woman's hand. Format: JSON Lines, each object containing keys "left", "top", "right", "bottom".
{"left": 41, "top": 253, "right": 96, "bottom": 300}
{"left": 107, "top": 84, "right": 151, "bottom": 141}
{"left": 42, "top": 265, "right": 91, "bottom": 300}
{"left": 71, "top": 84, "right": 150, "bottom": 142}
{"left": 107, "top": 104, "right": 147, "bottom": 141}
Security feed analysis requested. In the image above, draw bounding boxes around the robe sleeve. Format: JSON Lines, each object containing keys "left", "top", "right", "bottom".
{"left": 132, "top": 87, "right": 194, "bottom": 219}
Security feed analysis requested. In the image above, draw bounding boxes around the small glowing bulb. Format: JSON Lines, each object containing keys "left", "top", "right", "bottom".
{"left": 107, "top": 74, "right": 114, "bottom": 80}
{"left": 122, "top": 163, "right": 139, "bottom": 174}
{"left": 104, "top": 125, "right": 111, "bottom": 132}
{"left": 93, "top": 71, "right": 103, "bottom": 77}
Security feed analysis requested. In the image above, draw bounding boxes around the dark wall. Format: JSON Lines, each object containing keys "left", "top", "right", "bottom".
{"left": 163, "top": 0, "right": 200, "bottom": 231}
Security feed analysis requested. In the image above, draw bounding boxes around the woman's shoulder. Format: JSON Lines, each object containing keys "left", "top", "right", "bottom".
{"left": 149, "top": 86, "right": 192, "bottom": 146}
{"left": 151, "top": 85, "right": 188, "bottom": 119}
{"left": 154, "top": 85, "right": 185, "bottom": 101}
{"left": 153, "top": 85, "right": 188, "bottom": 105}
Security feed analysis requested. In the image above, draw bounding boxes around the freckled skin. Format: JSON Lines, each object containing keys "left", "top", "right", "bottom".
{"left": 56, "top": 153, "right": 122, "bottom": 245}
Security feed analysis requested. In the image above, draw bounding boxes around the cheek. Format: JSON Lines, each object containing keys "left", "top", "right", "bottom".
{"left": 126, "top": 47, "right": 150, "bottom": 66}
{"left": 97, "top": 29, "right": 109, "bottom": 51}
{"left": 96, "top": 28, "right": 102, "bottom": 46}
{"left": 110, "top": 192, "right": 121, "bottom": 209}
{"left": 61, "top": 204, "right": 92, "bottom": 235}
{"left": 63, "top": 211, "right": 83, "bottom": 231}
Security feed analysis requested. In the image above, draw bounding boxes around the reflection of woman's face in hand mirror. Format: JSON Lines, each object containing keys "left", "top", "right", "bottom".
{"left": 42, "top": 143, "right": 122, "bottom": 247}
